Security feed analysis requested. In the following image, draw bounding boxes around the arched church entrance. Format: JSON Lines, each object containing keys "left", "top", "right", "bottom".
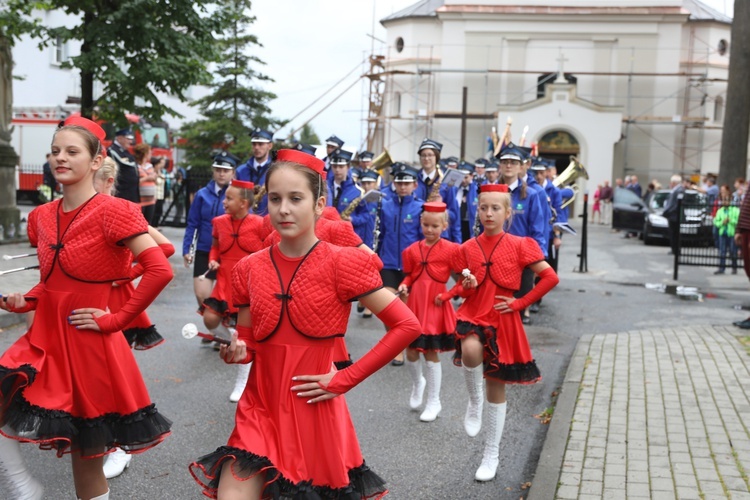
{"left": 537, "top": 130, "right": 580, "bottom": 177}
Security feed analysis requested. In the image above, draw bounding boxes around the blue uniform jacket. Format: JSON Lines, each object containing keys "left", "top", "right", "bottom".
{"left": 377, "top": 194, "right": 424, "bottom": 271}
{"left": 416, "top": 176, "right": 462, "bottom": 243}
{"left": 508, "top": 180, "right": 547, "bottom": 257}
{"left": 544, "top": 180, "right": 563, "bottom": 238}
{"left": 328, "top": 177, "right": 368, "bottom": 236}
{"left": 557, "top": 187, "right": 575, "bottom": 224}
{"left": 235, "top": 157, "right": 272, "bottom": 215}
{"left": 457, "top": 181, "right": 479, "bottom": 241}
{"left": 353, "top": 199, "right": 378, "bottom": 249}
{"left": 182, "top": 180, "right": 226, "bottom": 255}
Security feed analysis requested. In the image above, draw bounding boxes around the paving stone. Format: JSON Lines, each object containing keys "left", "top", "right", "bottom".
{"left": 649, "top": 466, "right": 673, "bottom": 479}
{"left": 698, "top": 480, "right": 726, "bottom": 496}
{"left": 579, "top": 480, "right": 603, "bottom": 495}
{"left": 650, "top": 476, "right": 676, "bottom": 491}
{"left": 555, "top": 484, "right": 578, "bottom": 499}
{"left": 559, "top": 472, "right": 581, "bottom": 487}
{"left": 603, "top": 473, "right": 626, "bottom": 490}
{"left": 581, "top": 468, "right": 603, "bottom": 483}
{"left": 604, "top": 463, "right": 626, "bottom": 477}
{"left": 675, "top": 486, "right": 701, "bottom": 500}
{"left": 669, "top": 452, "right": 693, "bottom": 464}
{"left": 627, "top": 460, "right": 649, "bottom": 472}
{"left": 626, "top": 481, "right": 651, "bottom": 497}
{"left": 694, "top": 467, "right": 720, "bottom": 482}
{"left": 723, "top": 476, "right": 749, "bottom": 492}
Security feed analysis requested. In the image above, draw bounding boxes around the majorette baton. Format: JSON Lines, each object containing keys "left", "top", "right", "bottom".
{"left": 181, "top": 323, "right": 231, "bottom": 345}
{"left": 3, "top": 253, "right": 37, "bottom": 260}
{"left": 0, "top": 265, "right": 40, "bottom": 276}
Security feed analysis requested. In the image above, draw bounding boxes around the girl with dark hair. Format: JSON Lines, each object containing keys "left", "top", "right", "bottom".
{"left": 189, "top": 149, "right": 420, "bottom": 499}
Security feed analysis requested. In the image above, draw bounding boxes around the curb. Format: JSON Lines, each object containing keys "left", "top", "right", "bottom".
{"left": 527, "top": 334, "right": 593, "bottom": 500}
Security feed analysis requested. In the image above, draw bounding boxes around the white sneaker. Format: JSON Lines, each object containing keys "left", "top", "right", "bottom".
{"left": 103, "top": 448, "right": 131, "bottom": 479}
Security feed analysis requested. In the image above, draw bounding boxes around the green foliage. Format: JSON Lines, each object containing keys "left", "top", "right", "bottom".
{"left": 1, "top": 0, "right": 223, "bottom": 126}
{"left": 299, "top": 124, "right": 320, "bottom": 145}
{"left": 178, "top": 0, "right": 281, "bottom": 170}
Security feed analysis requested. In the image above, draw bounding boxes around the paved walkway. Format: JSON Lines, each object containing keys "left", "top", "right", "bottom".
{"left": 529, "top": 325, "right": 750, "bottom": 500}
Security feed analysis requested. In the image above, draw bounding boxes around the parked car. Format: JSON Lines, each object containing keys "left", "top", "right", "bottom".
{"left": 611, "top": 188, "right": 713, "bottom": 245}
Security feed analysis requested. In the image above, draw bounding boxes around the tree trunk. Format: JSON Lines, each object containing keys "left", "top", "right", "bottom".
{"left": 80, "top": 11, "right": 95, "bottom": 119}
{"left": 719, "top": 0, "right": 750, "bottom": 186}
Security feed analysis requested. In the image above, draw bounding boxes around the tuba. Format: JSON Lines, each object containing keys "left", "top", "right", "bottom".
{"left": 553, "top": 155, "right": 589, "bottom": 209}
{"left": 369, "top": 149, "right": 394, "bottom": 172}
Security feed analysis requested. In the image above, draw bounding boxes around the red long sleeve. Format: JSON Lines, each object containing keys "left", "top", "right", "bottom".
{"left": 325, "top": 298, "right": 420, "bottom": 394}
{"left": 227, "top": 324, "right": 255, "bottom": 365}
{"left": 510, "top": 267, "right": 559, "bottom": 312}
{"left": 209, "top": 244, "right": 220, "bottom": 263}
{"left": 125, "top": 242, "right": 174, "bottom": 282}
{"left": 95, "top": 246, "right": 173, "bottom": 333}
{"left": 4, "top": 282, "right": 46, "bottom": 313}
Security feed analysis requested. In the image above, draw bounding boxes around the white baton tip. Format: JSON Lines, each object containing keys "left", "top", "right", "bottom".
{"left": 182, "top": 323, "right": 198, "bottom": 339}
{"left": 462, "top": 268, "right": 471, "bottom": 278}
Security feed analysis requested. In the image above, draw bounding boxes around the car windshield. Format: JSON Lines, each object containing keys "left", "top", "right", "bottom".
{"left": 649, "top": 192, "right": 670, "bottom": 210}
{"left": 613, "top": 187, "right": 642, "bottom": 204}
{"left": 142, "top": 126, "right": 169, "bottom": 149}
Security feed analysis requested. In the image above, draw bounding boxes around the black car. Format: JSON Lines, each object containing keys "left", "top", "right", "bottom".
{"left": 611, "top": 188, "right": 712, "bottom": 245}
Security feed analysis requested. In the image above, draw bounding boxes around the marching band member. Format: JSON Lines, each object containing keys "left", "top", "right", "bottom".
{"left": 474, "top": 158, "right": 488, "bottom": 185}
{"left": 484, "top": 160, "right": 500, "bottom": 185}
{"left": 377, "top": 163, "right": 425, "bottom": 366}
{"left": 456, "top": 161, "right": 479, "bottom": 242}
{"left": 204, "top": 179, "right": 271, "bottom": 401}
{"left": 453, "top": 183, "right": 559, "bottom": 482}
{"left": 0, "top": 116, "right": 172, "bottom": 500}
{"left": 322, "top": 135, "right": 344, "bottom": 173}
{"left": 182, "top": 152, "right": 236, "bottom": 317}
{"left": 416, "top": 139, "right": 461, "bottom": 243}
{"left": 397, "top": 202, "right": 459, "bottom": 422}
{"left": 235, "top": 128, "right": 274, "bottom": 216}
{"left": 497, "top": 143, "right": 547, "bottom": 325}
{"left": 189, "top": 148, "right": 420, "bottom": 499}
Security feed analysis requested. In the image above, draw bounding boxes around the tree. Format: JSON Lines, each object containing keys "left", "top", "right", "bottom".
{"left": 718, "top": 1, "right": 750, "bottom": 186}
{"left": 178, "top": 0, "right": 280, "bottom": 170}
{"left": 1, "top": 0, "right": 223, "bottom": 126}
{"left": 299, "top": 124, "right": 321, "bottom": 146}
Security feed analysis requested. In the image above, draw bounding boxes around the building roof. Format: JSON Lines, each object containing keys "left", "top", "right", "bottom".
{"left": 381, "top": 0, "right": 731, "bottom": 25}
{"left": 380, "top": 0, "right": 444, "bottom": 24}
{"left": 683, "top": 0, "right": 732, "bottom": 23}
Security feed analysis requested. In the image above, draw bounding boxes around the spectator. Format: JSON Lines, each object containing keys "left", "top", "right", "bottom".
{"left": 713, "top": 184, "right": 739, "bottom": 275}
{"left": 108, "top": 128, "right": 139, "bottom": 203}
{"left": 600, "top": 180, "right": 613, "bottom": 225}
{"left": 152, "top": 156, "right": 167, "bottom": 227}
{"left": 41, "top": 153, "right": 57, "bottom": 202}
{"left": 627, "top": 174, "right": 642, "bottom": 198}
{"left": 592, "top": 184, "right": 602, "bottom": 224}
{"left": 662, "top": 175, "right": 691, "bottom": 256}
{"left": 134, "top": 143, "right": 157, "bottom": 224}
{"left": 733, "top": 178, "right": 746, "bottom": 203}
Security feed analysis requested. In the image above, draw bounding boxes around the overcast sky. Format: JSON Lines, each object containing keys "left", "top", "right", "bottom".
{"left": 249, "top": 0, "right": 734, "bottom": 153}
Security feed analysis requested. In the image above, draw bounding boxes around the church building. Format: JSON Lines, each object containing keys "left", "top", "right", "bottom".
{"left": 376, "top": 0, "right": 732, "bottom": 205}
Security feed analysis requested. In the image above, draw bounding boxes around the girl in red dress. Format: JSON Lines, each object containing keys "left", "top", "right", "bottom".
{"left": 189, "top": 149, "right": 420, "bottom": 499}
{"left": 397, "top": 201, "right": 459, "bottom": 422}
{"left": 94, "top": 157, "right": 176, "bottom": 480}
{"left": 204, "top": 179, "right": 270, "bottom": 402}
{"left": 453, "top": 184, "right": 559, "bottom": 482}
{"left": 0, "top": 117, "right": 173, "bottom": 500}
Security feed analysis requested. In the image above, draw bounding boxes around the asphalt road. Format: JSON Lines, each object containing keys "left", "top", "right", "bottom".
{"left": 2, "top": 219, "right": 747, "bottom": 499}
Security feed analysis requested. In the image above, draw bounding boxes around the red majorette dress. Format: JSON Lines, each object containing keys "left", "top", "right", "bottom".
{"left": 109, "top": 257, "right": 164, "bottom": 350}
{"left": 0, "top": 195, "right": 172, "bottom": 457}
{"left": 400, "top": 239, "right": 460, "bottom": 352}
{"left": 202, "top": 213, "right": 269, "bottom": 322}
{"left": 452, "top": 231, "right": 544, "bottom": 384}
{"left": 190, "top": 241, "right": 387, "bottom": 499}
{"left": 264, "top": 216, "right": 365, "bottom": 369}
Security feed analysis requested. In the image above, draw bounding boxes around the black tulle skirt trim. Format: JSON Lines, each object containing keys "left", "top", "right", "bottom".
{"left": 452, "top": 321, "right": 492, "bottom": 368}
{"left": 409, "top": 333, "right": 457, "bottom": 352}
{"left": 203, "top": 297, "right": 229, "bottom": 316}
{"left": 123, "top": 325, "right": 165, "bottom": 351}
{"left": 189, "top": 446, "right": 388, "bottom": 499}
{"left": 485, "top": 360, "right": 541, "bottom": 384}
{"left": 1, "top": 364, "right": 171, "bottom": 458}
{"left": 451, "top": 321, "right": 541, "bottom": 384}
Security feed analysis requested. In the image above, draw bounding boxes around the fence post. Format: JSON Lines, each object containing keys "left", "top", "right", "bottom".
{"left": 672, "top": 194, "right": 683, "bottom": 281}
{"left": 577, "top": 191, "right": 589, "bottom": 273}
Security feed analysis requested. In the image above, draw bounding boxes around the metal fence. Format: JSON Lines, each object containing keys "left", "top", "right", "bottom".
{"left": 673, "top": 197, "right": 743, "bottom": 279}
{"left": 157, "top": 170, "right": 214, "bottom": 228}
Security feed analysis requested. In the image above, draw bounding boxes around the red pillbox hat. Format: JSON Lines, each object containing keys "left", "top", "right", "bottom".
{"left": 480, "top": 184, "right": 509, "bottom": 194}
